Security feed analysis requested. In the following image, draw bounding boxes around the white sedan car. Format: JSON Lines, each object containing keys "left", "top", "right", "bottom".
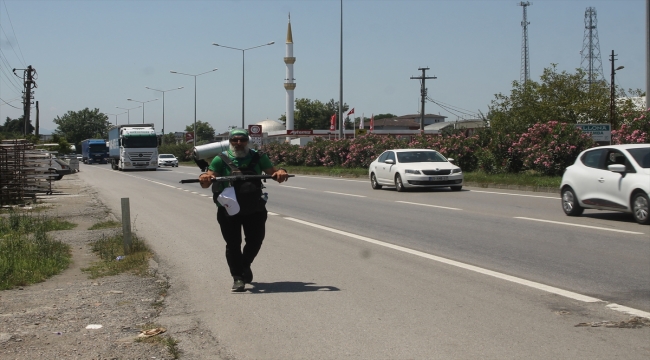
{"left": 560, "top": 144, "right": 650, "bottom": 225}
{"left": 157, "top": 154, "right": 179, "bottom": 167}
{"left": 369, "top": 149, "right": 463, "bottom": 192}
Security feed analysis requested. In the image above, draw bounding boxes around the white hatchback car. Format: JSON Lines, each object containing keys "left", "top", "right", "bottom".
{"left": 369, "top": 149, "right": 463, "bottom": 192}
{"left": 157, "top": 154, "right": 179, "bottom": 167}
{"left": 560, "top": 144, "right": 650, "bottom": 224}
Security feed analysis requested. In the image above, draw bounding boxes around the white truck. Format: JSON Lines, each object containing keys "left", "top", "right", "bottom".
{"left": 108, "top": 124, "right": 158, "bottom": 171}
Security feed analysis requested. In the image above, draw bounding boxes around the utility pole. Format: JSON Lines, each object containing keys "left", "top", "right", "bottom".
{"left": 610, "top": 50, "right": 624, "bottom": 132}
{"left": 519, "top": 2, "right": 531, "bottom": 84}
{"left": 410, "top": 67, "right": 436, "bottom": 131}
{"left": 35, "top": 101, "right": 39, "bottom": 138}
{"left": 13, "top": 65, "right": 37, "bottom": 136}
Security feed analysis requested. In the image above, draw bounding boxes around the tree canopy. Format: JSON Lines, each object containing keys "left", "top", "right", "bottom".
{"left": 53, "top": 108, "right": 111, "bottom": 148}
{"left": 1, "top": 115, "right": 34, "bottom": 137}
{"left": 488, "top": 65, "right": 613, "bottom": 134}
{"left": 279, "top": 98, "right": 349, "bottom": 130}
{"left": 184, "top": 120, "right": 215, "bottom": 144}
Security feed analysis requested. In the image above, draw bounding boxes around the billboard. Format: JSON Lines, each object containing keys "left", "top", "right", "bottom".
{"left": 575, "top": 124, "right": 611, "bottom": 143}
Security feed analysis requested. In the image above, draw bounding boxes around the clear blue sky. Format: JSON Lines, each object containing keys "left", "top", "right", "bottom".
{"left": 0, "top": 0, "right": 645, "bottom": 135}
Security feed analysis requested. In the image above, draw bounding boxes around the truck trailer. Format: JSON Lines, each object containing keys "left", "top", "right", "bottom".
{"left": 81, "top": 139, "right": 109, "bottom": 164}
{"left": 108, "top": 124, "right": 158, "bottom": 171}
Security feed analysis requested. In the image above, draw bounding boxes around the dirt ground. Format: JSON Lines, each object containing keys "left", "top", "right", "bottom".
{"left": 0, "top": 173, "right": 232, "bottom": 360}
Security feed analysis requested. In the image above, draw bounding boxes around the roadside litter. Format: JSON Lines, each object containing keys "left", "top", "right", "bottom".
{"left": 137, "top": 327, "right": 166, "bottom": 338}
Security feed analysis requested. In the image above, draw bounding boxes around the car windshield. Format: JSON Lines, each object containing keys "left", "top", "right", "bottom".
{"left": 396, "top": 151, "right": 446, "bottom": 163}
{"left": 159, "top": 154, "right": 174, "bottom": 159}
{"left": 627, "top": 147, "right": 650, "bottom": 168}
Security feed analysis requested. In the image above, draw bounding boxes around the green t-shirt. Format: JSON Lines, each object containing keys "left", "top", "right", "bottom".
{"left": 208, "top": 149, "right": 273, "bottom": 192}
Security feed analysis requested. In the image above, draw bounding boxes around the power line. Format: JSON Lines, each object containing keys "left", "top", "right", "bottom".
{"left": 1, "top": 96, "right": 22, "bottom": 109}
{"left": 426, "top": 96, "right": 480, "bottom": 119}
{"left": 1, "top": 0, "right": 27, "bottom": 66}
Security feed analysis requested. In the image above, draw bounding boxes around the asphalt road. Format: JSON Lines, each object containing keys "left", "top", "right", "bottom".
{"left": 75, "top": 163, "right": 650, "bottom": 360}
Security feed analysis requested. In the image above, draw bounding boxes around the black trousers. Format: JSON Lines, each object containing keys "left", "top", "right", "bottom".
{"left": 216, "top": 205, "right": 268, "bottom": 278}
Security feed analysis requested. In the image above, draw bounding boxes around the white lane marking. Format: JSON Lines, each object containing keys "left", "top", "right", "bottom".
{"left": 284, "top": 217, "right": 602, "bottom": 303}
{"left": 268, "top": 212, "right": 279, "bottom": 216}
{"left": 470, "top": 190, "right": 558, "bottom": 199}
{"left": 607, "top": 303, "right": 650, "bottom": 318}
{"left": 396, "top": 201, "right": 462, "bottom": 211}
{"left": 305, "top": 176, "right": 367, "bottom": 183}
{"left": 515, "top": 217, "right": 645, "bottom": 235}
{"left": 324, "top": 191, "right": 366, "bottom": 198}
{"left": 280, "top": 185, "right": 307, "bottom": 190}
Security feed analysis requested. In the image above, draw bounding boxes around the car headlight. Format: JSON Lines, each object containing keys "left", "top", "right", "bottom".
{"left": 451, "top": 168, "right": 462, "bottom": 174}
{"left": 404, "top": 169, "right": 421, "bottom": 174}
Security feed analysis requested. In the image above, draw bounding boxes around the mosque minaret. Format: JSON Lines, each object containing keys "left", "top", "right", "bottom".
{"left": 284, "top": 13, "right": 296, "bottom": 134}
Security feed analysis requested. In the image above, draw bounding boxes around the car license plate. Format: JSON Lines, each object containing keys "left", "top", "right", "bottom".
{"left": 429, "top": 176, "right": 445, "bottom": 181}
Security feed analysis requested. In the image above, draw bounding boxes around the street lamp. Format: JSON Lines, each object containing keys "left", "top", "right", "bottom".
{"left": 145, "top": 86, "right": 184, "bottom": 144}
{"left": 116, "top": 106, "right": 141, "bottom": 124}
{"left": 105, "top": 112, "right": 127, "bottom": 126}
{"left": 127, "top": 98, "right": 158, "bottom": 124}
{"left": 212, "top": 41, "right": 275, "bottom": 128}
{"left": 170, "top": 68, "right": 218, "bottom": 147}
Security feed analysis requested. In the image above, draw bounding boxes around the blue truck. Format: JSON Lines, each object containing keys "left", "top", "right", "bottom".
{"left": 81, "top": 139, "right": 109, "bottom": 164}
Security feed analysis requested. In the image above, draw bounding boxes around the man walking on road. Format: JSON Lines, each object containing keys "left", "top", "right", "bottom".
{"left": 199, "top": 129, "right": 289, "bottom": 292}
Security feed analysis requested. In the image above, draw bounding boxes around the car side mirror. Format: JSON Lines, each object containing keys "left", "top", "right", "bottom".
{"left": 447, "top": 158, "right": 455, "bottom": 163}
{"left": 385, "top": 159, "right": 395, "bottom": 164}
{"left": 607, "top": 164, "right": 626, "bottom": 173}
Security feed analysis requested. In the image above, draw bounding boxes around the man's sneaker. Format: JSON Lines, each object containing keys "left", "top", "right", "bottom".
{"left": 231, "top": 277, "right": 245, "bottom": 292}
{"left": 242, "top": 267, "right": 253, "bottom": 284}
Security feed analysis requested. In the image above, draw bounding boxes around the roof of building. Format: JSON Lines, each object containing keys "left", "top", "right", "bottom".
{"left": 255, "top": 119, "right": 286, "bottom": 132}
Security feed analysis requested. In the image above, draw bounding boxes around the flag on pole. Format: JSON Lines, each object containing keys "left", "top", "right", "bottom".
{"left": 348, "top": 108, "right": 355, "bottom": 116}
{"left": 360, "top": 113, "right": 364, "bottom": 129}
{"left": 330, "top": 114, "right": 336, "bottom": 131}
{"left": 369, "top": 114, "right": 374, "bottom": 131}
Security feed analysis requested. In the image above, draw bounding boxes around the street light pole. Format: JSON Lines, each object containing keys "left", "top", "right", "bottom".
{"left": 170, "top": 68, "right": 218, "bottom": 147}
{"left": 212, "top": 41, "right": 275, "bottom": 129}
{"left": 145, "top": 86, "right": 184, "bottom": 145}
{"left": 116, "top": 106, "right": 141, "bottom": 124}
{"left": 127, "top": 98, "right": 158, "bottom": 124}
{"left": 105, "top": 112, "right": 126, "bottom": 126}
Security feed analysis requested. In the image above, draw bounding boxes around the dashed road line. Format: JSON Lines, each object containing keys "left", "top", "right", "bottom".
{"left": 396, "top": 201, "right": 462, "bottom": 211}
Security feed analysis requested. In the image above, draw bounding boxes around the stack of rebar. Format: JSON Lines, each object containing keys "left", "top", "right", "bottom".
{"left": 0, "top": 140, "right": 54, "bottom": 206}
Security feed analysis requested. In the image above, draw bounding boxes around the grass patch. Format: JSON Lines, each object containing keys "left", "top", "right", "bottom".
{"left": 81, "top": 233, "right": 152, "bottom": 278}
{"left": 88, "top": 220, "right": 121, "bottom": 230}
{"left": 0, "top": 210, "right": 74, "bottom": 290}
{"left": 463, "top": 171, "right": 561, "bottom": 188}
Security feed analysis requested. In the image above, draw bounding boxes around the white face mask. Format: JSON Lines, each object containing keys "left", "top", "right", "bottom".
{"left": 230, "top": 143, "right": 250, "bottom": 158}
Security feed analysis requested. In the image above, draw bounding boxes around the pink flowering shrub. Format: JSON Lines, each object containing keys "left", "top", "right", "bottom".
{"left": 408, "top": 132, "right": 481, "bottom": 171}
{"left": 612, "top": 110, "right": 649, "bottom": 144}
{"left": 262, "top": 121, "right": 595, "bottom": 175}
{"left": 343, "top": 134, "right": 408, "bottom": 168}
{"left": 509, "top": 121, "right": 593, "bottom": 176}
{"left": 474, "top": 129, "right": 522, "bottom": 174}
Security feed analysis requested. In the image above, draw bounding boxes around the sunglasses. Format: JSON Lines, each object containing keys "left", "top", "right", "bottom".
{"left": 230, "top": 138, "right": 249, "bottom": 143}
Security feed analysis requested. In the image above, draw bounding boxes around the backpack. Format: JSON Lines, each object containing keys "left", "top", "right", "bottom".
{"left": 214, "top": 150, "right": 265, "bottom": 215}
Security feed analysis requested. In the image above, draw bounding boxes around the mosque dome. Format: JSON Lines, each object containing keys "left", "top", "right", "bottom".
{"left": 255, "top": 119, "right": 285, "bottom": 132}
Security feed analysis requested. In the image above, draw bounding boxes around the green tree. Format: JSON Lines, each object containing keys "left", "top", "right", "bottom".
{"left": 53, "top": 108, "right": 111, "bottom": 149}
{"left": 0, "top": 115, "right": 34, "bottom": 137}
{"left": 373, "top": 113, "right": 397, "bottom": 121}
{"left": 184, "top": 120, "right": 215, "bottom": 144}
{"left": 488, "top": 64, "right": 613, "bottom": 134}
{"left": 278, "top": 98, "right": 353, "bottom": 130}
